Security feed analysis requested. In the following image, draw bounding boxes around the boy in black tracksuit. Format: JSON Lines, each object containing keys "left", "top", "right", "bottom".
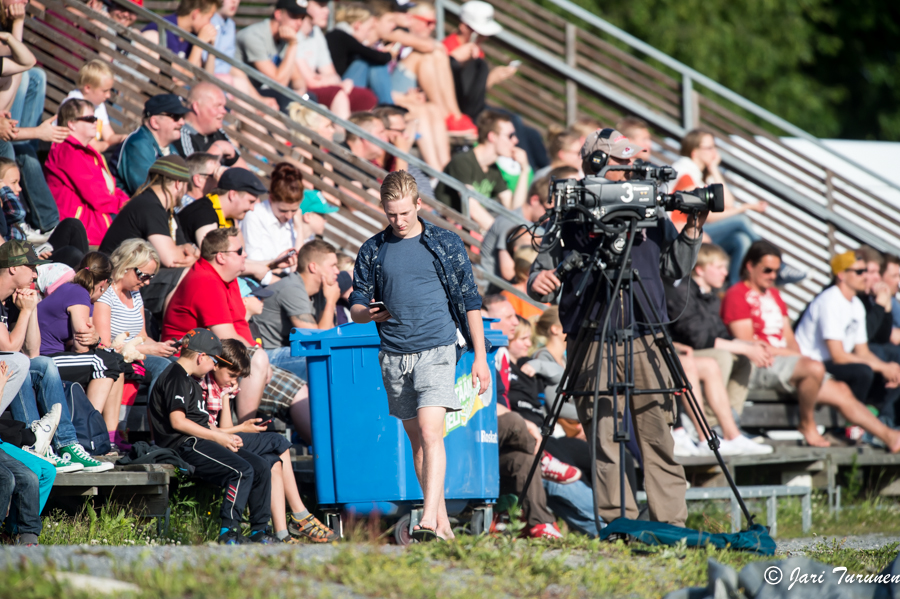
{"left": 148, "top": 328, "right": 281, "bottom": 545}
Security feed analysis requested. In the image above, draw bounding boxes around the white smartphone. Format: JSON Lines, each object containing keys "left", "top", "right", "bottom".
{"left": 509, "top": 60, "right": 521, "bottom": 68}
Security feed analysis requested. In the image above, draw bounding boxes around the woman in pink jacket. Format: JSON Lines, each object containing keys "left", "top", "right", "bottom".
{"left": 43, "top": 99, "right": 129, "bottom": 245}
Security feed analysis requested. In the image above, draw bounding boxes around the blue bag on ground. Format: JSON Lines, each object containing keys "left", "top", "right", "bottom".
{"left": 599, "top": 518, "right": 776, "bottom": 556}
{"left": 63, "top": 381, "right": 110, "bottom": 455}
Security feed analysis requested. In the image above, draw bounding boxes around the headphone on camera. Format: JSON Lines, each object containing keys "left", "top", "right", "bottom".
{"left": 585, "top": 128, "right": 617, "bottom": 174}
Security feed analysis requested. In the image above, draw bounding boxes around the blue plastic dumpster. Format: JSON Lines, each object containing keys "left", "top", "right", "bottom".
{"left": 291, "top": 319, "right": 506, "bottom": 539}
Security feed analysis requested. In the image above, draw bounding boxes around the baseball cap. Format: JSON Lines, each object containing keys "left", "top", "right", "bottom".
{"left": 460, "top": 1, "right": 502, "bottom": 37}
{"left": 181, "top": 328, "right": 232, "bottom": 365}
{"left": 580, "top": 128, "right": 637, "bottom": 163}
{"left": 0, "top": 240, "right": 51, "bottom": 269}
{"left": 830, "top": 250, "right": 859, "bottom": 276}
{"left": 301, "top": 190, "right": 339, "bottom": 215}
{"left": 144, "top": 94, "right": 190, "bottom": 118}
{"left": 238, "top": 276, "right": 274, "bottom": 299}
{"left": 275, "top": 0, "right": 308, "bottom": 17}
{"left": 218, "top": 168, "right": 269, "bottom": 196}
{"left": 149, "top": 155, "right": 190, "bottom": 183}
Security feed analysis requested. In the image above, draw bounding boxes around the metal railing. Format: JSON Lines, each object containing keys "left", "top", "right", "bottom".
{"left": 436, "top": 0, "right": 900, "bottom": 315}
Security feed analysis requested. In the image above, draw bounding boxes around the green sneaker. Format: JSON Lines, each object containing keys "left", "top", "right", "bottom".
{"left": 59, "top": 444, "right": 114, "bottom": 473}
{"left": 42, "top": 448, "right": 84, "bottom": 474}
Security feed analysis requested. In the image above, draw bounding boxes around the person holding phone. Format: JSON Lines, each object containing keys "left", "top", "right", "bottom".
{"left": 351, "top": 171, "right": 490, "bottom": 542}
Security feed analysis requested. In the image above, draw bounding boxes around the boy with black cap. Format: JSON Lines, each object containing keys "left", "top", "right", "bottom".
{"left": 149, "top": 328, "right": 283, "bottom": 544}
{"left": 117, "top": 94, "right": 191, "bottom": 195}
{"left": 178, "top": 167, "right": 297, "bottom": 283}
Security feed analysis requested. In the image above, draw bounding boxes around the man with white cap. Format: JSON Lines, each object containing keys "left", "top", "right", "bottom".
{"left": 443, "top": 1, "right": 549, "bottom": 170}
{"left": 527, "top": 128, "right": 707, "bottom": 527}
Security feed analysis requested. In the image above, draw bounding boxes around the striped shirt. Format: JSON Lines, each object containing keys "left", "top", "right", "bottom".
{"left": 97, "top": 287, "right": 145, "bottom": 343}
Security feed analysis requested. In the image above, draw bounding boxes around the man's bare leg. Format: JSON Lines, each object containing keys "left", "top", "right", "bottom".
{"left": 270, "top": 459, "right": 288, "bottom": 532}
{"left": 694, "top": 357, "right": 742, "bottom": 440}
{"left": 236, "top": 350, "right": 270, "bottom": 422}
{"left": 790, "top": 357, "right": 829, "bottom": 447}
{"left": 289, "top": 387, "right": 312, "bottom": 444}
{"left": 402, "top": 407, "right": 454, "bottom": 539}
{"left": 817, "top": 380, "right": 900, "bottom": 452}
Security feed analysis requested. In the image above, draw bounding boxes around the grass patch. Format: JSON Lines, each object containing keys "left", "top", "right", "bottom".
{"left": 685, "top": 492, "right": 900, "bottom": 538}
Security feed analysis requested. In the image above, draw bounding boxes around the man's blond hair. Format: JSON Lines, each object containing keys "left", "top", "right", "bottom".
{"left": 77, "top": 59, "right": 114, "bottom": 89}
{"left": 381, "top": 171, "right": 418, "bottom": 204}
{"left": 696, "top": 243, "right": 729, "bottom": 269}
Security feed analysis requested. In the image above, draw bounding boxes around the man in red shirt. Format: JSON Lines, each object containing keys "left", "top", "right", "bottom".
{"left": 721, "top": 240, "right": 900, "bottom": 451}
{"left": 163, "top": 227, "right": 272, "bottom": 423}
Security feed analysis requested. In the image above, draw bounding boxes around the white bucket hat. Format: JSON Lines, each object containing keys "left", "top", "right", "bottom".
{"left": 460, "top": 1, "right": 502, "bottom": 37}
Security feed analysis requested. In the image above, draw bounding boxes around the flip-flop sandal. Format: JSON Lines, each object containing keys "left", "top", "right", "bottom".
{"left": 411, "top": 526, "right": 438, "bottom": 543}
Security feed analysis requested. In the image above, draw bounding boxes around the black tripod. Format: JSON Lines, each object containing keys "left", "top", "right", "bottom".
{"left": 519, "top": 220, "right": 755, "bottom": 534}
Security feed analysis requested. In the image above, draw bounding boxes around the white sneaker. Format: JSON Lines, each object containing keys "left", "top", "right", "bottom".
{"left": 718, "top": 435, "right": 775, "bottom": 456}
{"left": 43, "top": 448, "right": 84, "bottom": 473}
{"left": 672, "top": 427, "right": 699, "bottom": 457}
{"left": 29, "top": 404, "right": 61, "bottom": 457}
{"left": 17, "top": 223, "right": 51, "bottom": 244}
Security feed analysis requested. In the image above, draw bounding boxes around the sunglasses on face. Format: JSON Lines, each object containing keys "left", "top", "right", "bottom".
{"left": 762, "top": 267, "right": 778, "bottom": 274}
{"left": 133, "top": 267, "right": 155, "bottom": 282}
{"left": 159, "top": 112, "right": 185, "bottom": 121}
{"left": 219, "top": 247, "right": 244, "bottom": 256}
{"left": 74, "top": 116, "right": 99, "bottom": 124}
{"left": 847, "top": 268, "right": 867, "bottom": 275}
{"left": 412, "top": 15, "right": 436, "bottom": 25}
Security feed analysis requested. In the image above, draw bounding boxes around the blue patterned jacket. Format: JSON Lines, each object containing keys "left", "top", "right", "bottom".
{"left": 350, "top": 219, "right": 486, "bottom": 354}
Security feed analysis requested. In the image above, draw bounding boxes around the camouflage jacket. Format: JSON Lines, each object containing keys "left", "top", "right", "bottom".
{"left": 350, "top": 218, "right": 485, "bottom": 354}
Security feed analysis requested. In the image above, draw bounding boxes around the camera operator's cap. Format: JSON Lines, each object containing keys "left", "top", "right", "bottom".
{"left": 0, "top": 240, "right": 50, "bottom": 268}
{"left": 276, "top": 0, "right": 308, "bottom": 17}
{"left": 460, "top": 1, "right": 502, "bottom": 37}
{"left": 301, "top": 189, "right": 339, "bottom": 214}
{"left": 218, "top": 168, "right": 269, "bottom": 197}
{"left": 238, "top": 276, "right": 274, "bottom": 299}
{"left": 580, "top": 128, "right": 638, "bottom": 164}
{"left": 182, "top": 328, "right": 232, "bottom": 365}
{"left": 830, "top": 250, "right": 859, "bottom": 276}
{"left": 143, "top": 94, "right": 189, "bottom": 118}
{"left": 149, "top": 155, "right": 190, "bottom": 183}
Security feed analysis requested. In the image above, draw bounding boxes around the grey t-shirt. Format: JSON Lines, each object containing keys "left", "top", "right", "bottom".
{"left": 295, "top": 26, "right": 332, "bottom": 71}
{"left": 379, "top": 233, "right": 456, "bottom": 353}
{"left": 255, "top": 273, "right": 314, "bottom": 349}
{"left": 236, "top": 19, "right": 289, "bottom": 67}
{"left": 480, "top": 207, "right": 523, "bottom": 281}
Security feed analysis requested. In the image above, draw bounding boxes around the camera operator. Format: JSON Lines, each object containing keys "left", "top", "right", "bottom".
{"left": 526, "top": 128, "right": 707, "bottom": 527}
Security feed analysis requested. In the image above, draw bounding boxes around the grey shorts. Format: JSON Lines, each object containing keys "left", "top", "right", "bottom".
{"left": 379, "top": 344, "right": 461, "bottom": 420}
{"left": 749, "top": 355, "right": 801, "bottom": 394}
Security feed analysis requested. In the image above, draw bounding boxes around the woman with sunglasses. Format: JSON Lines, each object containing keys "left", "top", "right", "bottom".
{"left": 95, "top": 238, "right": 179, "bottom": 378}
{"left": 36, "top": 252, "right": 127, "bottom": 438}
{"left": 43, "top": 98, "right": 130, "bottom": 245}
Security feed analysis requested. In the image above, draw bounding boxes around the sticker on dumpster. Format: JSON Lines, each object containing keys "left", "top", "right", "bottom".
{"left": 444, "top": 372, "right": 490, "bottom": 436}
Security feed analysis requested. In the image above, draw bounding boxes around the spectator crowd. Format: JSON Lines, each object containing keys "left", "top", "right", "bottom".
{"left": 0, "top": 0, "right": 898, "bottom": 550}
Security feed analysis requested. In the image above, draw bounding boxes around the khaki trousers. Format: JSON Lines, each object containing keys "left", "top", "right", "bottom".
{"left": 498, "top": 412, "right": 555, "bottom": 528}
{"left": 692, "top": 348, "right": 752, "bottom": 428}
{"left": 572, "top": 334, "right": 687, "bottom": 527}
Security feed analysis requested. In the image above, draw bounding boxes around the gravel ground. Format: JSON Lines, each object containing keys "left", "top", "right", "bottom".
{"left": 776, "top": 534, "right": 900, "bottom": 553}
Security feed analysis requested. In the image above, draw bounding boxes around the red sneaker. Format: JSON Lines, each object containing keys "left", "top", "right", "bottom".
{"left": 540, "top": 451, "right": 582, "bottom": 484}
{"left": 528, "top": 522, "right": 563, "bottom": 539}
{"left": 446, "top": 113, "right": 477, "bottom": 135}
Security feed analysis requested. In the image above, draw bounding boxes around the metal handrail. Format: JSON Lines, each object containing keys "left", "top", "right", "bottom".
{"left": 448, "top": 0, "right": 900, "bottom": 198}
{"left": 439, "top": 0, "right": 900, "bottom": 255}
{"left": 100, "top": 0, "right": 527, "bottom": 227}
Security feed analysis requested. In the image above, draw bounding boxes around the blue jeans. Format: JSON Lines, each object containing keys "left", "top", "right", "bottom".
{"left": 265, "top": 346, "right": 307, "bottom": 382}
{"left": 10, "top": 68, "right": 46, "bottom": 154}
{"left": 703, "top": 215, "right": 762, "bottom": 286}
{"left": 143, "top": 355, "right": 174, "bottom": 397}
{"left": 0, "top": 442, "right": 55, "bottom": 535}
{"left": 16, "top": 145, "right": 60, "bottom": 232}
{"left": 543, "top": 479, "right": 604, "bottom": 538}
{"left": 343, "top": 59, "right": 393, "bottom": 105}
{"left": 8, "top": 357, "right": 79, "bottom": 450}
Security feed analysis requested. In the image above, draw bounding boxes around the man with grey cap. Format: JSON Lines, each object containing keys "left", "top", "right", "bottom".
{"left": 527, "top": 128, "right": 707, "bottom": 527}
{"left": 117, "top": 94, "right": 191, "bottom": 195}
{"left": 178, "top": 167, "right": 298, "bottom": 283}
